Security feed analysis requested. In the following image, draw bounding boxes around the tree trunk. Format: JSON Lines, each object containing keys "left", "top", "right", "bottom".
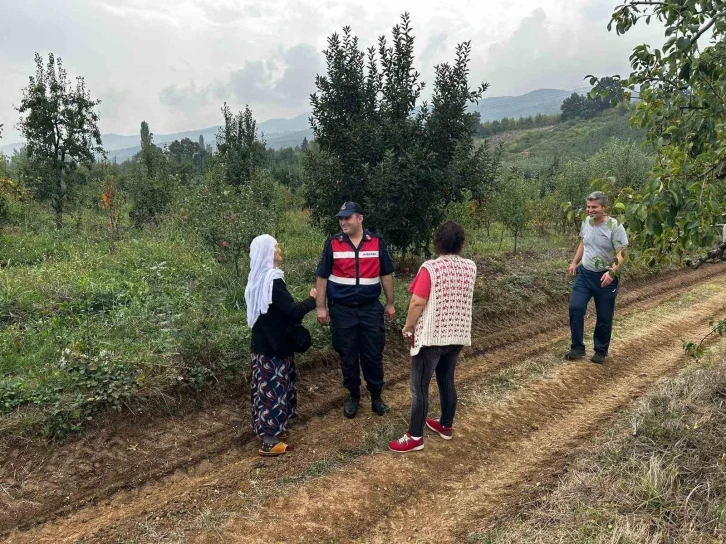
{"left": 53, "top": 162, "right": 64, "bottom": 229}
{"left": 686, "top": 241, "right": 726, "bottom": 269}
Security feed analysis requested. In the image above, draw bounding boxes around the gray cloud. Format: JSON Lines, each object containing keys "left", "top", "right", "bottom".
{"left": 160, "top": 81, "right": 211, "bottom": 112}
{"left": 274, "top": 44, "right": 322, "bottom": 101}
{"left": 581, "top": 0, "right": 616, "bottom": 23}
{"left": 420, "top": 32, "right": 448, "bottom": 68}
{"left": 216, "top": 60, "right": 275, "bottom": 103}
{"left": 98, "top": 88, "right": 126, "bottom": 119}
{"left": 214, "top": 44, "right": 322, "bottom": 107}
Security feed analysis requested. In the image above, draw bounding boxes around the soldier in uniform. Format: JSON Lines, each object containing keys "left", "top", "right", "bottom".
{"left": 315, "top": 201, "right": 396, "bottom": 418}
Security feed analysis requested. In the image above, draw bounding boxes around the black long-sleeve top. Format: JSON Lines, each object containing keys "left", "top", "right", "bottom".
{"left": 251, "top": 279, "right": 316, "bottom": 357}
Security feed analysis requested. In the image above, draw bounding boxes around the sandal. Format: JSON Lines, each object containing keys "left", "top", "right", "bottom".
{"left": 258, "top": 441, "right": 294, "bottom": 457}
{"left": 255, "top": 431, "right": 289, "bottom": 442}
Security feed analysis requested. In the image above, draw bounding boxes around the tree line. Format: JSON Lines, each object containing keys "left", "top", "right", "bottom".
{"left": 2, "top": 4, "right": 724, "bottom": 262}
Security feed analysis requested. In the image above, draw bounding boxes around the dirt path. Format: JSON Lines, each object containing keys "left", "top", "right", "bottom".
{"left": 3, "top": 264, "right": 726, "bottom": 542}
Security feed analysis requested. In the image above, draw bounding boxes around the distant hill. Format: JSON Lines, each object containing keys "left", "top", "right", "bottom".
{"left": 107, "top": 127, "right": 313, "bottom": 162}
{"left": 471, "top": 88, "right": 588, "bottom": 122}
{"left": 0, "top": 89, "right": 592, "bottom": 161}
{"left": 0, "top": 115, "right": 313, "bottom": 162}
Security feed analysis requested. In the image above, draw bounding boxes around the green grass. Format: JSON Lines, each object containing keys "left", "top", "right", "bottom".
{"left": 0, "top": 201, "right": 337, "bottom": 437}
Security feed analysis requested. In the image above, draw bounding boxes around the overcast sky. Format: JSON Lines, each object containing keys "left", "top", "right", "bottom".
{"left": 0, "top": 0, "right": 666, "bottom": 143}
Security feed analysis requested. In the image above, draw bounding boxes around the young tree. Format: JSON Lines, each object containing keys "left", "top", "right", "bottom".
{"left": 15, "top": 53, "right": 103, "bottom": 228}
{"left": 494, "top": 172, "right": 535, "bottom": 253}
{"left": 590, "top": 1, "right": 726, "bottom": 262}
{"left": 305, "top": 13, "right": 498, "bottom": 252}
{"left": 126, "top": 121, "right": 173, "bottom": 226}
{"left": 216, "top": 104, "right": 266, "bottom": 187}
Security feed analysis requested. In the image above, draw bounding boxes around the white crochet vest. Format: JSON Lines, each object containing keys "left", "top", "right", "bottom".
{"left": 411, "top": 255, "right": 477, "bottom": 356}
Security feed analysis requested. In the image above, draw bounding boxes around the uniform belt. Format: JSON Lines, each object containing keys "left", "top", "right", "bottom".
{"left": 330, "top": 299, "right": 377, "bottom": 308}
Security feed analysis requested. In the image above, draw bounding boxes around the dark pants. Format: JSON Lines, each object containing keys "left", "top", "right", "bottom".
{"left": 330, "top": 300, "right": 385, "bottom": 394}
{"left": 408, "top": 345, "right": 462, "bottom": 437}
{"left": 569, "top": 265, "right": 619, "bottom": 356}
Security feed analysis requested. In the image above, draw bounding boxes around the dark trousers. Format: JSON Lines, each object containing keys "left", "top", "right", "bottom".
{"left": 330, "top": 300, "right": 385, "bottom": 394}
{"left": 408, "top": 345, "right": 462, "bottom": 437}
{"left": 569, "top": 265, "right": 619, "bottom": 356}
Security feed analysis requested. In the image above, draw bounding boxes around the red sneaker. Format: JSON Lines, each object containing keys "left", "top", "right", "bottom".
{"left": 425, "top": 418, "right": 453, "bottom": 440}
{"left": 389, "top": 433, "right": 424, "bottom": 453}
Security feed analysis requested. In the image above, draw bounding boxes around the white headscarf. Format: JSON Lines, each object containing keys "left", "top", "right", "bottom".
{"left": 244, "top": 234, "right": 285, "bottom": 328}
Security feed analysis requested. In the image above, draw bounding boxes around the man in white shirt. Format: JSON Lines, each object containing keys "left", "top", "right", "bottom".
{"left": 566, "top": 191, "right": 628, "bottom": 364}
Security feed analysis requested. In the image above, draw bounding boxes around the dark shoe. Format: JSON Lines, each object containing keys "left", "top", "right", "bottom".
{"left": 564, "top": 349, "right": 586, "bottom": 360}
{"left": 371, "top": 395, "right": 390, "bottom": 416}
{"left": 344, "top": 395, "right": 360, "bottom": 418}
{"left": 590, "top": 352, "right": 607, "bottom": 364}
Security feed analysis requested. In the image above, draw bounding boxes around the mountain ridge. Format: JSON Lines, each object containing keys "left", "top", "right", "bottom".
{"left": 1, "top": 88, "right": 586, "bottom": 161}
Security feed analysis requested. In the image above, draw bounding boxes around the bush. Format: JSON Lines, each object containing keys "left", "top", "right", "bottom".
{"left": 185, "top": 166, "right": 281, "bottom": 275}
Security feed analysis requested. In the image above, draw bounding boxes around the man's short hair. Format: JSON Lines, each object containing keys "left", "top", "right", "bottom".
{"left": 586, "top": 191, "right": 609, "bottom": 207}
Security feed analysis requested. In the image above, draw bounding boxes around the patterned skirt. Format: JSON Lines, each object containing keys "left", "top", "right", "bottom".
{"left": 250, "top": 352, "right": 298, "bottom": 438}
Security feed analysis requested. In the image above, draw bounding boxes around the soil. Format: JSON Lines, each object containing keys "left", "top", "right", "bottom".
{"left": 2, "top": 263, "right": 725, "bottom": 543}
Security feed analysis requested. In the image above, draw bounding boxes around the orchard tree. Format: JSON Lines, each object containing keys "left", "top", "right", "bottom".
{"left": 494, "top": 172, "right": 535, "bottom": 253}
{"left": 126, "top": 121, "right": 173, "bottom": 226}
{"left": 216, "top": 104, "right": 266, "bottom": 187}
{"left": 590, "top": 1, "right": 726, "bottom": 263}
{"left": 304, "top": 13, "right": 498, "bottom": 253}
{"left": 16, "top": 53, "right": 103, "bottom": 228}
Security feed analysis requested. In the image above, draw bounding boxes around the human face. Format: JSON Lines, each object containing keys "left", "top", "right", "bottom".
{"left": 586, "top": 200, "right": 607, "bottom": 222}
{"left": 273, "top": 243, "right": 282, "bottom": 266}
{"left": 338, "top": 213, "right": 363, "bottom": 236}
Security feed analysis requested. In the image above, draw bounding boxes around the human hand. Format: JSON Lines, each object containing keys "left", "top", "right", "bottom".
{"left": 384, "top": 302, "right": 396, "bottom": 320}
{"left": 568, "top": 263, "right": 577, "bottom": 277}
{"left": 316, "top": 307, "right": 329, "bottom": 325}
{"left": 600, "top": 271, "right": 613, "bottom": 287}
{"left": 309, "top": 287, "right": 317, "bottom": 299}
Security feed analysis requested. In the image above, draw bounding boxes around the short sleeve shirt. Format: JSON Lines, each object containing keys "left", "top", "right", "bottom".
{"left": 408, "top": 267, "right": 431, "bottom": 299}
{"left": 580, "top": 217, "right": 628, "bottom": 272}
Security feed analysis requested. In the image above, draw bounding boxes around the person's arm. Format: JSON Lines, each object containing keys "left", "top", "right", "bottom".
{"left": 611, "top": 247, "right": 625, "bottom": 275}
{"left": 315, "top": 239, "right": 333, "bottom": 325}
{"left": 601, "top": 247, "right": 626, "bottom": 287}
{"left": 402, "top": 294, "right": 427, "bottom": 336}
{"left": 568, "top": 241, "right": 584, "bottom": 277}
{"left": 378, "top": 237, "right": 396, "bottom": 320}
{"left": 271, "top": 280, "right": 316, "bottom": 322}
{"left": 381, "top": 274, "right": 395, "bottom": 320}
{"left": 316, "top": 277, "right": 329, "bottom": 325}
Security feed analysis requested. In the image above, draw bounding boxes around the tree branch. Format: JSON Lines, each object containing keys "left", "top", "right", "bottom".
{"left": 690, "top": 16, "right": 717, "bottom": 45}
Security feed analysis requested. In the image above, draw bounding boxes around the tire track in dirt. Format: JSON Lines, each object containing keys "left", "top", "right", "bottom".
{"left": 2, "top": 264, "right": 725, "bottom": 541}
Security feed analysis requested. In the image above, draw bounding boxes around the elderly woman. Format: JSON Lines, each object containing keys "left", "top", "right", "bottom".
{"left": 245, "top": 234, "right": 316, "bottom": 456}
{"left": 389, "top": 221, "right": 477, "bottom": 453}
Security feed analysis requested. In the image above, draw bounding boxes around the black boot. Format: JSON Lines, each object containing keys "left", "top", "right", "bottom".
{"left": 344, "top": 389, "right": 360, "bottom": 419}
{"left": 371, "top": 391, "right": 390, "bottom": 415}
